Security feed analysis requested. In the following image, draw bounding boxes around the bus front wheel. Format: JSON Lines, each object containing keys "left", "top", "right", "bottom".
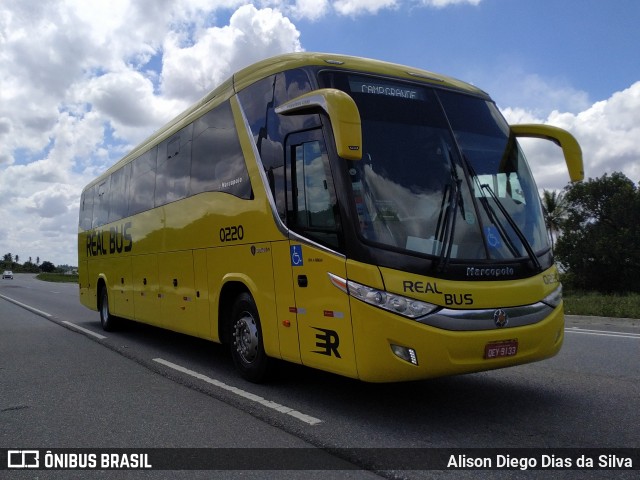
{"left": 229, "top": 292, "right": 270, "bottom": 383}
{"left": 99, "top": 287, "right": 119, "bottom": 332}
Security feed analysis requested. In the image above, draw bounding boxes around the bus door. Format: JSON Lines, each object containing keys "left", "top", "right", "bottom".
{"left": 286, "top": 129, "right": 358, "bottom": 379}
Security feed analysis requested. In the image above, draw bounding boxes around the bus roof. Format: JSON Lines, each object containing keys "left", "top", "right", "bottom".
{"left": 232, "top": 52, "right": 487, "bottom": 96}
{"left": 85, "top": 52, "right": 488, "bottom": 190}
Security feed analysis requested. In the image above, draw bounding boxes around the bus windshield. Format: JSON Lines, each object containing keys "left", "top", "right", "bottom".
{"left": 319, "top": 72, "right": 550, "bottom": 264}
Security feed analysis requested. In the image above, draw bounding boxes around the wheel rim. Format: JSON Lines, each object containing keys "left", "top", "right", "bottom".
{"left": 101, "top": 292, "right": 109, "bottom": 322}
{"left": 233, "top": 311, "right": 259, "bottom": 364}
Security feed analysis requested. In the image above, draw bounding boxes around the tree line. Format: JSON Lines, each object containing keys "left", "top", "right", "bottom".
{"left": 2, "top": 253, "right": 60, "bottom": 273}
{"left": 542, "top": 171, "right": 640, "bottom": 293}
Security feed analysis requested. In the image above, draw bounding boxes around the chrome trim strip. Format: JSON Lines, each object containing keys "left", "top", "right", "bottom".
{"left": 416, "top": 302, "right": 554, "bottom": 331}
{"left": 406, "top": 71, "right": 444, "bottom": 82}
{"left": 234, "top": 94, "right": 289, "bottom": 237}
{"left": 288, "top": 230, "right": 347, "bottom": 259}
{"left": 328, "top": 272, "right": 348, "bottom": 293}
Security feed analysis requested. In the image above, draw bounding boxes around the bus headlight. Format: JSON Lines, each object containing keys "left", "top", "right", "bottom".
{"left": 329, "top": 273, "right": 438, "bottom": 319}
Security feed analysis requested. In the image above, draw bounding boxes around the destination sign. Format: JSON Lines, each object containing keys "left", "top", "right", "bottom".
{"left": 349, "top": 78, "right": 425, "bottom": 100}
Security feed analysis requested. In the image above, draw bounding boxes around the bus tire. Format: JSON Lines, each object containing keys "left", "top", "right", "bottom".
{"left": 99, "top": 287, "right": 118, "bottom": 332}
{"left": 229, "top": 292, "right": 270, "bottom": 383}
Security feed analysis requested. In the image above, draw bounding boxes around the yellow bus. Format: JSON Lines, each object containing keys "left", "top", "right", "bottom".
{"left": 78, "top": 52, "right": 583, "bottom": 383}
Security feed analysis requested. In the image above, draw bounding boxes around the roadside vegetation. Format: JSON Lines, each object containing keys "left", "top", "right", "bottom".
{"left": 545, "top": 172, "right": 640, "bottom": 320}
{"left": 563, "top": 290, "right": 640, "bottom": 319}
{"left": 36, "top": 272, "right": 79, "bottom": 283}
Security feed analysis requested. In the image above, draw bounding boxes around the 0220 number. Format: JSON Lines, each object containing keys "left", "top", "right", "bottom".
{"left": 220, "top": 225, "right": 244, "bottom": 242}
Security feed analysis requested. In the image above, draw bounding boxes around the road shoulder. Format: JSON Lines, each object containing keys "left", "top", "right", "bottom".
{"left": 565, "top": 314, "right": 639, "bottom": 329}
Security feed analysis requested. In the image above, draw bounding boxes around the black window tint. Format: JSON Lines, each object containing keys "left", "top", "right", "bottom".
{"left": 277, "top": 68, "right": 313, "bottom": 104}
{"left": 190, "top": 101, "right": 251, "bottom": 199}
{"left": 108, "top": 163, "right": 130, "bottom": 223}
{"left": 80, "top": 187, "right": 95, "bottom": 230}
{"left": 128, "top": 147, "right": 157, "bottom": 216}
{"left": 237, "top": 74, "right": 276, "bottom": 146}
{"left": 93, "top": 177, "right": 110, "bottom": 228}
{"left": 155, "top": 124, "right": 193, "bottom": 206}
{"left": 437, "top": 90, "right": 508, "bottom": 138}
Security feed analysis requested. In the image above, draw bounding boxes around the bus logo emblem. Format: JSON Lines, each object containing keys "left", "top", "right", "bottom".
{"left": 313, "top": 327, "right": 341, "bottom": 358}
{"left": 494, "top": 309, "right": 508, "bottom": 328}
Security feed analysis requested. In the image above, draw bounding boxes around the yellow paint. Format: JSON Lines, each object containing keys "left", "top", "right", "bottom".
{"left": 78, "top": 53, "right": 577, "bottom": 382}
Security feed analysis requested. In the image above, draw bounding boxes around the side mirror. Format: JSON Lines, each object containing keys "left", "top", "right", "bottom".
{"left": 511, "top": 124, "right": 584, "bottom": 182}
{"left": 275, "top": 88, "right": 362, "bottom": 161}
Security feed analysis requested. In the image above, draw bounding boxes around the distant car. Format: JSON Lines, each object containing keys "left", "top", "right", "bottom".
{"left": 2, "top": 270, "right": 13, "bottom": 279}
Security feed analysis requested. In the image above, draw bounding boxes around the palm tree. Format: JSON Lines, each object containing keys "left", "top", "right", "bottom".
{"left": 541, "top": 189, "right": 566, "bottom": 252}
{"left": 3, "top": 253, "right": 12, "bottom": 269}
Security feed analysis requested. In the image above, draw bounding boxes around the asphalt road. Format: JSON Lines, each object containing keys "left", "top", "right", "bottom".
{"left": 1, "top": 274, "right": 638, "bottom": 479}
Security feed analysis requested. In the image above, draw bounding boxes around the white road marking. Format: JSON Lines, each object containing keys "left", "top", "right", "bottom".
{"left": 0, "top": 294, "right": 52, "bottom": 318}
{"left": 566, "top": 327, "right": 640, "bottom": 339}
{"left": 153, "top": 357, "right": 323, "bottom": 426}
{"left": 62, "top": 321, "right": 107, "bottom": 340}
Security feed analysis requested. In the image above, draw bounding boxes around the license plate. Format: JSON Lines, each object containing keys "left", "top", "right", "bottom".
{"left": 484, "top": 339, "right": 518, "bottom": 359}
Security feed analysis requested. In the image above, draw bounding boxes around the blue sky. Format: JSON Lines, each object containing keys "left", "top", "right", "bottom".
{"left": 1, "top": 0, "right": 639, "bottom": 266}
{"left": 297, "top": 0, "right": 640, "bottom": 109}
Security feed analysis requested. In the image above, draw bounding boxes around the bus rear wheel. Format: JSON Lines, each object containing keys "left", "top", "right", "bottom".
{"left": 229, "top": 292, "right": 270, "bottom": 383}
{"left": 99, "top": 287, "right": 119, "bottom": 332}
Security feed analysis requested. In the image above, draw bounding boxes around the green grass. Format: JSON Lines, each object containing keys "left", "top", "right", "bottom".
{"left": 563, "top": 291, "right": 640, "bottom": 319}
{"left": 36, "top": 273, "right": 79, "bottom": 283}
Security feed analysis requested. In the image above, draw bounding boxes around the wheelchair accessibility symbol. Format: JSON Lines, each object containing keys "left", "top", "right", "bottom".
{"left": 484, "top": 225, "right": 502, "bottom": 249}
{"left": 290, "top": 245, "right": 303, "bottom": 266}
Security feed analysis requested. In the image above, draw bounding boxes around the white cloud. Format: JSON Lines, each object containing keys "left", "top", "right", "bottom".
{"left": 333, "top": 0, "right": 398, "bottom": 15}
{"left": 287, "top": 0, "right": 331, "bottom": 20}
{"left": 75, "top": 70, "right": 187, "bottom": 146}
{"left": 0, "top": 0, "right": 635, "bottom": 267}
{"left": 330, "top": 0, "right": 480, "bottom": 16}
{"left": 419, "top": 0, "right": 481, "bottom": 7}
{"left": 503, "top": 81, "right": 640, "bottom": 191}
{"left": 17, "top": 185, "right": 74, "bottom": 218}
{"left": 161, "top": 4, "right": 302, "bottom": 103}
{"left": 0, "top": 1, "right": 302, "bottom": 266}
{"left": 548, "top": 82, "right": 640, "bottom": 181}
{"left": 484, "top": 66, "right": 592, "bottom": 119}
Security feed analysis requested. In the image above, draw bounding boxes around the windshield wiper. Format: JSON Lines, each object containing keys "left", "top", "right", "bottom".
{"left": 435, "top": 179, "right": 459, "bottom": 272}
{"left": 436, "top": 142, "right": 464, "bottom": 272}
{"left": 457, "top": 146, "right": 542, "bottom": 272}
{"left": 479, "top": 182, "right": 542, "bottom": 271}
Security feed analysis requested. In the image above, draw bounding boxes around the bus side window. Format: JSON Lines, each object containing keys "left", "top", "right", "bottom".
{"left": 108, "top": 163, "right": 131, "bottom": 223}
{"left": 80, "top": 186, "right": 95, "bottom": 231}
{"left": 272, "top": 70, "right": 316, "bottom": 222}
{"left": 128, "top": 147, "right": 157, "bottom": 216}
{"left": 155, "top": 124, "right": 193, "bottom": 206}
{"left": 190, "top": 101, "right": 251, "bottom": 199}
{"left": 93, "top": 178, "right": 110, "bottom": 228}
{"left": 288, "top": 132, "right": 342, "bottom": 250}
